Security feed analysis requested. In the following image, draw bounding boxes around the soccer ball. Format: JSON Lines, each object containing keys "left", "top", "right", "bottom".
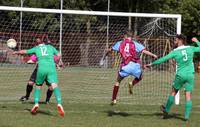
{"left": 7, "top": 39, "right": 17, "bottom": 48}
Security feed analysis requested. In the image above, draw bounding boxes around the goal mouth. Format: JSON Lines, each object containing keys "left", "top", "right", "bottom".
{"left": 0, "top": 6, "right": 181, "bottom": 105}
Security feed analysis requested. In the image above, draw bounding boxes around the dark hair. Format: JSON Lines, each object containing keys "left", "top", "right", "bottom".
{"left": 176, "top": 34, "right": 186, "bottom": 44}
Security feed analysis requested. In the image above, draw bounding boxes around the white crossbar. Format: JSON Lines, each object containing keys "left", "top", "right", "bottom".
{"left": 0, "top": 6, "right": 181, "bottom": 19}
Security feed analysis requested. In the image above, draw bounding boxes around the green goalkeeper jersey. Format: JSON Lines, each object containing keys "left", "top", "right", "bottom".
{"left": 26, "top": 44, "right": 58, "bottom": 68}
{"left": 152, "top": 42, "right": 200, "bottom": 75}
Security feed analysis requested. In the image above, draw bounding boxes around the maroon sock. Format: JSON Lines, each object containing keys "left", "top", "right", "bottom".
{"left": 132, "top": 78, "right": 141, "bottom": 86}
{"left": 112, "top": 85, "right": 119, "bottom": 101}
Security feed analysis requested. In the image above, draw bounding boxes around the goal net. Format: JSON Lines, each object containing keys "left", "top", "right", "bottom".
{"left": 0, "top": 6, "right": 181, "bottom": 105}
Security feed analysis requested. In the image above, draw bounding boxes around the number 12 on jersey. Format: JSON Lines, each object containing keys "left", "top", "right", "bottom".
{"left": 40, "top": 47, "right": 48, "bottom": 56}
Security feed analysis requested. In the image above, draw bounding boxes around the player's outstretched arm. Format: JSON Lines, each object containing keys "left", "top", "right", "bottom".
{"left": 192, "top": 37, "right": 200, "bottom": 47}
{"left": 151, "top": 52, "right": 174, "bottom": 66}
{"left": 142, "top": 50, "right": 158, "bottom": 59}
{"left": 13, "top": 50, "right": 27, "bottom": 55}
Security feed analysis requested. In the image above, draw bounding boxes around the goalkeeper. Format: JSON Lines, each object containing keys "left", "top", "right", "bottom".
{"left": 146, "top": 35, "right": 200, "bottom": 121}
{"left": 13, "top": 38, "right": 65, "bottom": 117}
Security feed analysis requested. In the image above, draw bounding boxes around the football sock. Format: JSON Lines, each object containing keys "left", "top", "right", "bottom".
{"left": 132, "top": 78, "right": 140, "bottom": 86}
{"left": 112, "top": 85, "right": 119, "bottom": 101}
{"left": 53, "top": 87, "right": 62, "bottom": 104}
{"left": 165, "top": 95, "right": 174, "bottom": 112}
{"left": 25, "top": 84, "right": 33, "bottom": 98}
{"left": 46, "top": 89, "right": 53, "bottom": 102}
{"left": 34, "top": 88, "right": 41, "bottom": 104}
{"left": 185, "top": 100, "right": 192, "bottom": 119}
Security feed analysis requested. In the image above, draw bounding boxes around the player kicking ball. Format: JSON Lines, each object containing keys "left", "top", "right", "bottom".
{"left": 146, "top": 35, "right": 200, "bottom": 121}
{"left": 108, "top": 31, "right": 157, "bottom": 105}
{"left": 13, "top": 38, "right": 65, "bottom": 117}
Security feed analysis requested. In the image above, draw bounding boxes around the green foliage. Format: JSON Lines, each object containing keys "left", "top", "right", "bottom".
{"left": 159, "top": 0, "right": 200, "bottom": 38}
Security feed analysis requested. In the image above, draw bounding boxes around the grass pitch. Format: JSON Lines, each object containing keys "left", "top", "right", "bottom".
{"left": 0, "top": 65, "right": 200, "bottom": 127}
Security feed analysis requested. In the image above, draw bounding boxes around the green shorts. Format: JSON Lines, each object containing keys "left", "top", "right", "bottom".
{"left": 36, "top": 67, "right": 58, "bottom": 86}
{"left": 173, "top": 73, "right": 194, "bottom": 92}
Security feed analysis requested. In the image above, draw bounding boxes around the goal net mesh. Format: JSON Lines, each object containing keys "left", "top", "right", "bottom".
{"left": 0, "top": 10, "right": 177, "bottom": 105}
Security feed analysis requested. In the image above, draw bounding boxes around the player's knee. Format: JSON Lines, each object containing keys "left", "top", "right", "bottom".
{"left": 116, "top": 75, "right": 124, "bottom": 83}
{"left": 48, "top": 86, "right": 53, "bottom": 91}
{"left": 51, "top": 83, "right": 58, "bottom": 89}
{"left": 115, "top": 82, "right": 120, "bottom": 86}
{"left": 28, "top": 81, "right": 35, "bottom": 86}
{"left": 35, "top": 85, "right": 42, "bottom": 89}
{"left": 185, "top": 91, "right": 191, "bottom": 101}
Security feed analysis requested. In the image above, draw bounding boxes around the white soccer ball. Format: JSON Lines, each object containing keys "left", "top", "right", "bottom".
{"left": 7, "top": 39, "right": 17, "bottom": 48}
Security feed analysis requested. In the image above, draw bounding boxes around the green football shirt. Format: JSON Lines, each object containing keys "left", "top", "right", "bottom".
{"left": 152, "top": 42, "right": 200, "bottom": 75}
{"left": 26, "top": 44, "right": 58, "bottom": 68}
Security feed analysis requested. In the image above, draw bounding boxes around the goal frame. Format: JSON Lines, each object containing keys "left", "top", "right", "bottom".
{"left": 0, "top": 6, "right": 181, "bottom": 105}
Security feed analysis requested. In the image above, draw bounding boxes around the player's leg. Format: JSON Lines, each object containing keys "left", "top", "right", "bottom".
{"left": 111, "top": 70, "right": 128, "bottom": 105}
{"left": 45, "top": 81, "right": 53, "bottom": 104}
{"left": 161, "top": 75, "right": 183, "bottom": 118}
{"left": 125, "top": 62, "right": 142, "bottom": 94}
{"left": 47, "top": 70, "right": 65, "bottom": 117}
{"left": 31, "top": 70, "right": 45, "bottom": 114}
{"left": 128, "top": 76, "right": 142, "bottom": 94}
{"left": 184, "top": 74, "right": 194, "bottom": 121}
{"left": 163, "top": 87, "right": 178, "bottom": 112}
{"left": 51, "top": 83, "right": 65, "bottom": 117}
{"left": 31, "top": 85, "right": 42, "bottom": 114}
{"left": 20, "top": 81, "right": 34, "bottom": 101}
{"left": 20, "top": 67, "right": 37, "bottom": 101}
{"left": 184, "top": 91, "right": 192, "bottom": 121}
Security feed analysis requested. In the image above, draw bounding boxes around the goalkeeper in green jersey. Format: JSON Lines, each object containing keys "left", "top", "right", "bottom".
{"left": 13, "top": 38, "right": 65, "bottom": 117}
{"left": 146, "top": 34, "right": 200, "bottom": 121}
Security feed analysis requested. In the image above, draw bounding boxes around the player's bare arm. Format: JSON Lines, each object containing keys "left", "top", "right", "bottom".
{"left": 13, "top": 50, "right": 27, "bottom": 55}
{"left": 142, "top": 50, "right": 158, "bottom": 59}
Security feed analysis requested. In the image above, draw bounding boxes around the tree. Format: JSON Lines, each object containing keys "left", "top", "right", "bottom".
{"left": 159, "top": 0, "right": 200, "bottom": 39}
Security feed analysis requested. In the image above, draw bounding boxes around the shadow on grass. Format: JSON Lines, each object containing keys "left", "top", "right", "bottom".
{"left": 24, "top": 108, "right": 54, "bottom": 116}
{"left": 106, "top": 110, "right": 186, "bottom": 121}
{"left": 22, "top": 101, "right": 55, "bottom": 105}
{"left": 154, "top": 112, "right": 186, "bottom": 121}
{"left": 106, "top": 110, "right": 132, "bottom": 117}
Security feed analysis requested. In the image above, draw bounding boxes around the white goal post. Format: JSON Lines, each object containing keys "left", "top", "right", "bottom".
{"left": 0, "top": 6, "right": 181, "bottom": 105}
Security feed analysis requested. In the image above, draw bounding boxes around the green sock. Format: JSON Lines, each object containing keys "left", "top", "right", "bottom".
{"left": 185, "top": 100, "right": 192, "bottom": 119}
{"left": 53, "top": 87, "right": 62, "bottom": 104}
{"left": 34, "top": 88, "right": 41, "bottom": 104}
{"left": 165, "top": 96, "right": 174, "bottom": 113}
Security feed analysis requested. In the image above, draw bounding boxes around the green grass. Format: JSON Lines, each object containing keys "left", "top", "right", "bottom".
{"left": 0, "top": 66, "right": 200, "bottom": 127}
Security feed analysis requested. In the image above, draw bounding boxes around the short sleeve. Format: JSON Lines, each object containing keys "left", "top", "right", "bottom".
{"left": 112, "top": 41, "right": 122, "bottom": 51}
{"left": 26, "top": 47, "right": 36, "bottom": 54}
{"left": 134, "top": 41, "right": 145, "bottom": 53}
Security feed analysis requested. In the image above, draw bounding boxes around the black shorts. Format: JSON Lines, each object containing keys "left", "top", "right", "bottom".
{"left": 29, "top": 67, "right": 37, "bottom": 82}
{"left": 29, "top": 66, "right": 50, "bottom": 86}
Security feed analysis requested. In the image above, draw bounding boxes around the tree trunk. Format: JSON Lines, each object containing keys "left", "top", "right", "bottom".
{"left": 79, "top": 18, "right": 91, "bottom": 66}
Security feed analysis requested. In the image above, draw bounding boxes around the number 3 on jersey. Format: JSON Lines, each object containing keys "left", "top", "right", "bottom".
{"left": 40, "top": 47, "right": 48, "bottom": 56}
{"left": 181, "top": 50, "right": 188, "bottom": 61}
